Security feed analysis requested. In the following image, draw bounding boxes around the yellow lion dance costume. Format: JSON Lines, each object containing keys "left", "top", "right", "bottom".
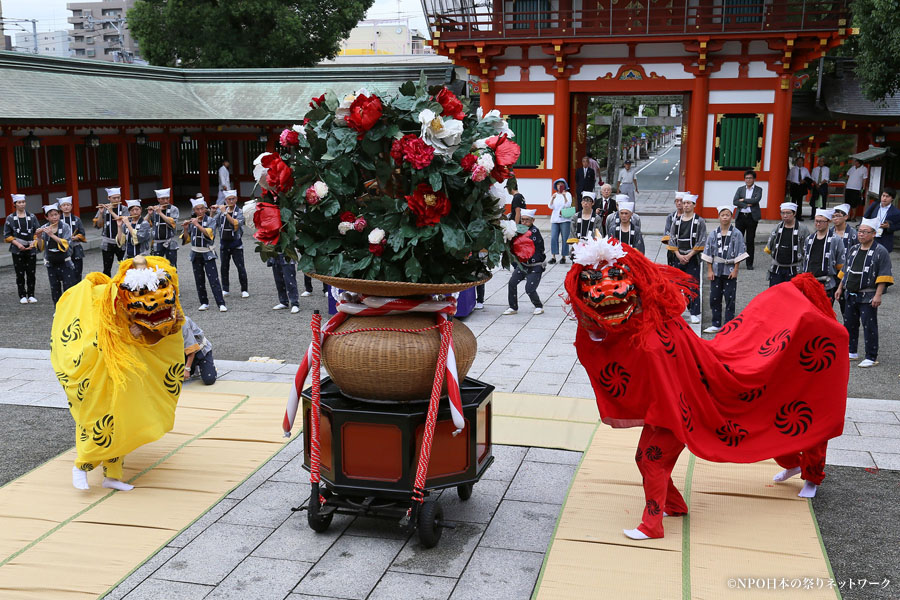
{"left": 51, "top": 256, "right": 185, "bottom": 491}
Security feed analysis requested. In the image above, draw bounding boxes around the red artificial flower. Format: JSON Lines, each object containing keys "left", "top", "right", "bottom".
{"left": 304, "top": 186, "right": 319, "bottom": 205}
{"left": 253, "top": 202, "right": 282, "bottom": 246}
{"left": 402, "top": 136, "right": 434, "bottom": 169}
{"left": 353, "top": 218, "right": 367, "bottom": 232}
{"left": 436, "top": 87, "right": 465, "bottom": 120}
{"left": 491, "top": 164, "right": 510, "bottom": 183}
{"left": 345, "top": 93, "right": 383, "bottom": 138}
{"left": 460, "top": 153, "right": 477, "bottom": 173}
{"left": 260, "top": 154, "right": 294, "bottom": 196}
{"left": 340, "top": 211, "right": 357, "bottom": 223}
{"left": 309, "top": 94, "right": 325, "bottom": 108}
{"left": 406, "top": 183, "right": 451, "bottom": 228}
{"left": 485, "top": 134, "right": 521, "bottom": 167}
{"left": 369, "top": 241, "right": 385, "bottom": 256}
{"left": 391, "top": 135, "right": 415, "bottom": 165}
{"left": 279, "top": 129, "right": 299, "bottom": 147}
{"left": 512, "top": 230, "right": 535, "bottom": 262}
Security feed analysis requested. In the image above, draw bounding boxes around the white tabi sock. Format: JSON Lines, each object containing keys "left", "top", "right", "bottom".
{"left": 72, "top": 466, "right": 89, "bottom": 490}
{"left": 798, "top": 481, "right": 818, "bottom": 498}
{"left": 772, "top": 467, "right": 802, "bottom": 482}
{"left": 102, "top": 478, "right": 134, "bottom": 492}
{"left": 623, "top": 528, "right": 650, "bottom": 540}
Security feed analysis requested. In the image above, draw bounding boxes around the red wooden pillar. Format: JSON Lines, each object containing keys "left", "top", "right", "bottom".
{"left": 766, "top": 76, "right": 793, "bottom": 220}
{"left": 160, "top": 135, "right": 174, "bottom": 192}
{"left": 116, "top": 138, "right": 131, "bottom": 201}
{"left": 480, "top": 80, "right": 495, "bottom": 112}
{"left": 198, "top": 134, "right": 210, "bottom": 202}
{"left": 552, "top": 75, "right": 571, "bottom": 189}
{"left": 685, "top": 73, "right": 709, "bottom": 213}
{"left": 64, "top": 142, "right": 81, "bottom": 216}
{"left": 1, "top": 144, "right": 17, "bottom": 216}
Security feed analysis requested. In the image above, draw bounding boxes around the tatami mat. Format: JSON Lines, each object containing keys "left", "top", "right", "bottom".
{"left": 535, "top": 427, "right": 840, "bottom": 600}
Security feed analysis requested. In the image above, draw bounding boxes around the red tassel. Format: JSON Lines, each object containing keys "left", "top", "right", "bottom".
{"left": 791, "top": 272, "right": 838, "bottom": 320}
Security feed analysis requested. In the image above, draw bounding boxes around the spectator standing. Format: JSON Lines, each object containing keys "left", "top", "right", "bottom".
{"left": 575, "top": 156, "right": 596, "bottom": 198}
{"left": 764, "top": 202, "right": 811, "bottom": 287}
{"left": 835, "top": 218, "right": 894, "bottom": 368}
{"left": 58, "top": 197, "right": 86, "bottom": 281}
{"left": 548, "top": 178, "right": 573, "bottom": 265}
{"left": 862, "top": 186, "right": 900, "bottom": 252}
{"left": 701, "top": 206, "right": 747, "bottom": 333}
{"left": 810, "top": 157, "right": 830, "bottom": 213}
{"left": 504, "top": 209, "right": 545, "bottom": 316}
{"left": 593, "top": 183, "right": 617, "bottom": 235}
{"left": 732, "top": 171, "right": 762, "bottom": 270}
{"left": 801, "top": 209, "right": 845, "bottom": 302}
{"left": 787, "top": 157, "right": 811, "bottom": 221}
{"left": 217, "top": 159, "right": 232, "bottom": 204}
{"left": 3, "top": 194, "right": 39, "bottom": 303}
{"left": 665, "top": 194, "right": 705, "bottom": 323}
{"left": 617, "top": 159, "right": 638, "bottom": 205}
{"left": 844, "top": 158, "right": 868, "bottom": 221}
{"left": 587, "top": 153, "right": 603, "bottom": 188}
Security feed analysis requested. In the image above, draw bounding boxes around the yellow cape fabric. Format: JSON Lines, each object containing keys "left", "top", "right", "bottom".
{"left": 50, "top": 274, "right": 185, "bottom": 465}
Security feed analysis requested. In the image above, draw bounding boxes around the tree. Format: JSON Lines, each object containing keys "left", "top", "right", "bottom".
{"left": 816, "top": 134, "right": 857, "bottom": 179}
{"left": 128, "top": 0, "right": 374, "bottom": 68}
{"left": 850, "top": 0, "right": 900, "bottom": 102}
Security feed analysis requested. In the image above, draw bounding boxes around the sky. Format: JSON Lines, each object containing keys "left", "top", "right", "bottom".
{"left": 1, "top": 0, "right": 428, "bottom": 37}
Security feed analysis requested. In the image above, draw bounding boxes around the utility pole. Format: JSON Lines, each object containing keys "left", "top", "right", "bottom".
{"left": 30, "top": 18, "right": 36, "bottom": 54}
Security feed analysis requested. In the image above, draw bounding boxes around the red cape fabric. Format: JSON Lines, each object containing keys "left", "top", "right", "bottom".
{"left": 576, "top": 280, "right": 849, "bottom": 463}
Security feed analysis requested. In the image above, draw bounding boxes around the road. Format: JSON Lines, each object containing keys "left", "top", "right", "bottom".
{"left": 633, "top": 143, "right": 680, "bottom": 190}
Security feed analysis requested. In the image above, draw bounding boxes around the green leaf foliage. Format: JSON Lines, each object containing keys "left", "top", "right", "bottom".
{"left": 128, "top": 0, "right": 373, "bottom": 68}
{"left": 851, "top": 0, "right": 900, "bottom": 103}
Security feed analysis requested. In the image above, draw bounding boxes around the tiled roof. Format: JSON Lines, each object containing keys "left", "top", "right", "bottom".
{"left": 0, "top": 52, "right": 454, "bottom": 124}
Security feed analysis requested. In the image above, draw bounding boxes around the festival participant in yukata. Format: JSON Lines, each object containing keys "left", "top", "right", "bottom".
{"left": 835, "top": 218, "right": 894, "bottom": 368}
{"left": 732, "top": 170, "right": 763, "bottom": 270}
{"left": 593, "top": 184, "right": 617, "bottom": 236}
{"left": 764, "top": 202, "right": 811, "bottom": 287}
{"left": 4, "top": 194, "right": 40, "bottom": 303}
{"left": 35, "top": 203, "right": 77, "bottom": 305}
{"left": 117, "top": 200, "right": 152, "bottom": 259}
{"left": 147, "top": 188, "right": 180, "bottom": 269}
{"left": 270, "top": 253, "right": 301, "bottom": 314}
{"left": 93, "top": 187, "right": 127, "bottom": 276}
{"left": 862, "top": 186, "right": 900, "bottom": 252}
{"left": 182, "top": 196, "right": 227, "bottom": 312}
{"left": 665, "top": 193, "right": 705, "bottom": 323}
{"left": 700, "top": 206, "right": 748, "bottom": 334}
{"left": 504, "top": 209, "right": 545, "bottom": 315}
{"left": 213, "top": 189, "right": 249, "bottom": 298}
{"left": 183, "top": 315, "right": 217, "bottom": 385}
{"left": 830, "top": 203, "right": 858, "bottom": 249}
{"left": 801, "top": 209, "right": 845, "bottom": 302}
{"left": 58, "top": 197, "right": 86, "bottom": 281}
{"left": 607, "top": 201, "right": 645, "bottom": 254}
{"left": 570, "top": 192, "right": 599, "bottom": 243}
{"left": 662, "top": 191, "right": 686, "bottom": 266}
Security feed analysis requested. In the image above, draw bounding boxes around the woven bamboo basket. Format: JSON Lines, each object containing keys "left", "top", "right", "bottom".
{"left": 321, "top": 314, "right": 477, "bottom": 402}
{"left": 308, "top": 273, "right": 490, "bottom": 297}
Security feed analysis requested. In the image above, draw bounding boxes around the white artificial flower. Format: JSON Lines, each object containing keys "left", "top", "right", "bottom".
{"left": 500, "top": 220, "right": 518, "bottom": 241}
{"left": 253, "top": 152, "right": 271, "bottom": 167}
{"left": 338, "top": 221, "right": 354, "bottom": 235}
{"left": 473, "top": 137, "right": 490, "bottom": 150}
{"left": 291, "top": 123, "right": 307, "bottom": 138}
{"left": 335, "top": 92, "right": 358, "bottom": 123}
{"left": 419, "top": 109, "right": 463, "bottom": 156}
{"left": 242, "top": 200, "right": 258, "bottom": 233}
{"left": 476, "top": 152, "right": 495, "bottom": 171}
{"left": 477, "top": 108, "right": 514, "bottom": 137}
{"left": 572, "top": 236, "right": 627, "bottom": 269}
{"left": 313, "top": 181, "right": 328, "bottom": 198}
{"left": 368, "top": 228, "right": 385, "bottom": 244}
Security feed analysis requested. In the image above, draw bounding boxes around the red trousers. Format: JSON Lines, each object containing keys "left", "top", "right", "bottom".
{"left": 634, "top": 424, "right": 688, "bottom": 539}
{"left": 774, "top": 441, "right": 828, "bottom": 485}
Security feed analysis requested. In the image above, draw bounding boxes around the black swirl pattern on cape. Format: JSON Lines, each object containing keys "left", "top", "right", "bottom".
{"left": 635, "top": 447, "right": 642, "bottom": 463}
{"left": 715, "top": 420, "right": 749, "bottom": 447}
{"left": 92, "top": 414, "right": 115, "bottom": 448}
{"left": 164, "top": 362, "right": 185, "bottom": 397}
{"left": 55, "top": 371, "right": 69, "bottom": 386}
{"left": 774, "top": 400, "right": 814, "bottom": 436}
{"left": 76, "top": 378, "right": 90, "bottom": 402}
{"left": 679, "top": 393, "right": 694, "bottom": 432}
{"left": 645, "top": 446, "right": 663, "bottom": 461}
{"left": 737, "top": 385, "right": 766, "bottom": 403}
{"left": 758, "top": 328, "right": 791, "bottom": 357}
{"left": 798, "top": 336, "right": 837, "bottom": 373}
{"left": 596, "top": 362, "right": 630, "bottom": 398}
{"left": 646, "top": 499, "right": 661, "bottom": 516}
{"left": 60, "top": 318, "right": 82, "bottom": 345}
{"left": 657, "top": 325, "right": 676, "bottom": 358}
{"left": 718, "top": 316, "right": 743, "bottom": 337}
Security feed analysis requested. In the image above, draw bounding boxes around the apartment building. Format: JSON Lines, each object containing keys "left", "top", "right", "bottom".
{"left": 14, "top": 30, "right": 71, "bottom": 57}
{"left": 67, "top": 0, "right": 139, "bottom": 62}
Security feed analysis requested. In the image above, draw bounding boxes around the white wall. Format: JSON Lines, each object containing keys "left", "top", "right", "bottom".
{"left": 514, "top": 177, "right": 553, "bottom": 206}
{"left": 495, "top": 92, "right": 555, "bottom": 106}
{"left": 570, "top": 64, "right": 623, "bottom": 80}
{"left": 709, "top": 89, "right": 774, "bottom": 104}
{"left": 704, "top": 180, "right": 770, "bottom": 209}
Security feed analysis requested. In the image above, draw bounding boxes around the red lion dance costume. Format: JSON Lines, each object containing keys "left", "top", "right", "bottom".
{"left": 564, "top": 237, "right": 848, "bottom": 539}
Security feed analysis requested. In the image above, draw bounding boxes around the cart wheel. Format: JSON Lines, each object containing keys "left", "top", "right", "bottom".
{"left": 307, "top": 494, "right": 334, "bottom": 533}
{"left": 417, "top": 500, "right": 444, "bottom": 549}
{"left": 456, "top": 483, "right": 474, "bottom": 501}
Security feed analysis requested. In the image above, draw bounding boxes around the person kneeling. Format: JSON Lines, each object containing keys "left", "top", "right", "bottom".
{"left": 183, "top": 315, "right": 217, "bottom": 385}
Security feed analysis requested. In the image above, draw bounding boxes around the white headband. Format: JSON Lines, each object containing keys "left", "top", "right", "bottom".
{"left": 154, "top": 188, "right": 171, "bottom": 199}
{"left": 780, "top": 202, "right": 798, "bottom": 212}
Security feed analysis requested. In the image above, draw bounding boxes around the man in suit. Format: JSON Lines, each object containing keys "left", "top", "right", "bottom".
{"left": 732, "top": 170, "right": 763, "bottom": 270}
{"left": 863, "top": 186, "right": 900, "bottom": 252}
{"left": 575, "top": 156, "right": 596, "bottom": 198}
